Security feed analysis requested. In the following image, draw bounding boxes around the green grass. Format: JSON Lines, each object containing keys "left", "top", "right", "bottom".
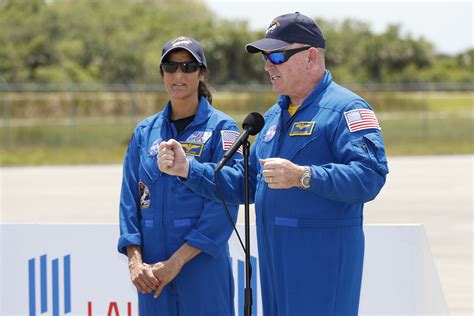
{"left": 381, "top": 113, "right": 473, "bottom": 141}
{"left": 395, "top": 91, "right": 473, "bottom": 112}
{"left": 1, "top": 112, "right": 472, "bottom": 166}
{"left": 1, "top": 91, "right": 472, "bottom": 166}
{"left": 0, "top": 118, "right": 136, "bottom": 165}
{"left": 381, "top": 113, "right": 473, "bottom": 155}
{"left": 3, "top": 91, "right": 472, "bottom": 118}
{"left": 385, "top": 141, "right": 473, "bottom": 156}
{"left": 0, "top": 145, "right": 128, "bottom": 166}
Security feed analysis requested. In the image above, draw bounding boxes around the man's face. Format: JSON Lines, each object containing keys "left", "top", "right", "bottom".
{"left": 262, "top": 44, "right": 311, "bottom": 97}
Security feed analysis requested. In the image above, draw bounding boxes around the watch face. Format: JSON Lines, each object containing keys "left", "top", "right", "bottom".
{"left": 300, "top": 167, "right": 312, "bottom": 189}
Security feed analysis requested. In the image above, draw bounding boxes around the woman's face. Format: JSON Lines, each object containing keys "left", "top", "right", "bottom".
{"left": 162, "top": 50, "right": 203, "bottom": 102}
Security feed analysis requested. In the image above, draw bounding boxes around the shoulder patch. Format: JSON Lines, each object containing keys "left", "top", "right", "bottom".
{"left": 221, "top": 130, "right": 243, "bottom": 154}
{"left": 344, "top": 109, "right": 381, "bottom": 132}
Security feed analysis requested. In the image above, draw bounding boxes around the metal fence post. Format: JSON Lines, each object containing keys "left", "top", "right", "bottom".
{"left": 2, "top": 93, "right": 9, "bottom": 147}
{"left": 255, "top": 89, "right": 264, "bottom": 114}
{"left": 421, "top": 90, "right": 429, "bottom": 140}
{"left": 130, "top": 84, "right": 138, "bottom": 123}
{"left": 68, "top": 91, "right": 76, "bottom": 145}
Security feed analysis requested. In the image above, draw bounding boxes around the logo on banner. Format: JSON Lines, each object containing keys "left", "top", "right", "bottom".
{"left": 27, "top": 255, "right": 135, "bottom": 316}
{"left": 28, "top": 254, "right": 72, "bottom": 315}
{"left": 231, "top": 255, "right": 259, "bottom": 315}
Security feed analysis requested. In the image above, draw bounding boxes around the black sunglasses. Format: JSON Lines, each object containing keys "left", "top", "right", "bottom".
{"left": 161, "top": 61, "right": 201, "bottom": 73}
{"left": 262, "top": 46, "right": 316, "bottom": 65}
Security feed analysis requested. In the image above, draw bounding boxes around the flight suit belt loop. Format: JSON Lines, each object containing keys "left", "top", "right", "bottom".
{"left": 274, "top": 217, "right": 362, "bottom": 228}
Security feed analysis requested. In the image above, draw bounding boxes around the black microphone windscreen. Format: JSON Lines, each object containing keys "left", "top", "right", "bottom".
{"left": 242, "top": 112, "right": 265, "bottom": 136}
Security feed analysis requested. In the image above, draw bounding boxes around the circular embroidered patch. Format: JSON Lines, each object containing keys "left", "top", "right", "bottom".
{"left": 263, "top": 125, "right": 277, "bottom": 142}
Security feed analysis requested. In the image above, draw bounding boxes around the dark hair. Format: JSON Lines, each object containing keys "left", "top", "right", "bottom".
{"left": 198, "top": 69, "right": 212, "bottom": 104}
{"left": 160, "top": 49, "right": 213, "bottom": 104}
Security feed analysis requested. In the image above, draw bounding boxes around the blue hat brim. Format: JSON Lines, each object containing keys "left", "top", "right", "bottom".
{"left": 245, "top": 38, "right": 291, "bottom": 53}
{"left": 160, "top": 46, "right": 207, "bottom": 68}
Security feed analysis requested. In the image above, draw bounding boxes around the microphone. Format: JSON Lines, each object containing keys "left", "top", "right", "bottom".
{"left": 215, "top": 112, "right": 265, "bottom": 172}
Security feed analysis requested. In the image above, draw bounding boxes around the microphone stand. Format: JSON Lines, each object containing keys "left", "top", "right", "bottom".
{"left": 243, "top": 139, "right": 253, "bottom": 316}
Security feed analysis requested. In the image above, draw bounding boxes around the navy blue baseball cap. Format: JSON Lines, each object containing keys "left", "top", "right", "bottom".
{"left": 246, "top": 12, "right": 326, "bottom": 53}
{"left": 161, "top": 36, "right": 207, "bottom": 68}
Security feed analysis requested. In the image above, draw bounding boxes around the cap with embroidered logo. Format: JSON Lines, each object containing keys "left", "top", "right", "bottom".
{"left": 246, "top": 12, "right": 326, "bottom": 53}
{"left": 161, "top": 36, "right": 207, "bottom": 68}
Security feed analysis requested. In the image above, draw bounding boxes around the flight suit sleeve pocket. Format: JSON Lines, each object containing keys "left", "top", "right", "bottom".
{"left": 362, "top": 133, "right": 388, "bottom": 175}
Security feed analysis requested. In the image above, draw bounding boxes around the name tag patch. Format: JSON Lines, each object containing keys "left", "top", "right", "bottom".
{"left": 180, "top": 142, "right": 204, "bottom": 157}
{"left": 290, "top": 122, "right": 315, "bottom": 136}
{"left": 186, "top": 131, "right": 212, "bottom": 143}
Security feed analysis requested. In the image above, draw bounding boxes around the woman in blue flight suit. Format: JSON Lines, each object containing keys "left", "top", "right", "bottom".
{"left": 117, "top": 36, "right": 240, "bottom": 315}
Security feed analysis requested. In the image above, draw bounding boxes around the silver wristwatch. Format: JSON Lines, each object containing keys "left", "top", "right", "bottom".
{"left": 299, "top": 166, "right": 312, "bottom": 190}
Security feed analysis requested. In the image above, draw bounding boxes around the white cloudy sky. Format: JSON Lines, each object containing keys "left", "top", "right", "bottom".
{"left": 203, "top": 0, "right": 473, "bottom": 55}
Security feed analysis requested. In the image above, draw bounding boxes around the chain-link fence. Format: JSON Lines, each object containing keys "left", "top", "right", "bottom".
{"left": 1, "top": 83, "right": 472, "bottom": 158}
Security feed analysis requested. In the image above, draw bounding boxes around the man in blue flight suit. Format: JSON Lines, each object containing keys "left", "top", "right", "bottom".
{"left": 158, "top": 13, "right": 389, "bottom": 315}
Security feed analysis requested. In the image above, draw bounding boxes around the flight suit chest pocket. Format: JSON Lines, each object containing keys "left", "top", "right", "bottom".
{"left": 283, "top": 124, "right": 323, "bottom": 161}
{"left": 257, "top": 139, "right": 275, "bottom": 160}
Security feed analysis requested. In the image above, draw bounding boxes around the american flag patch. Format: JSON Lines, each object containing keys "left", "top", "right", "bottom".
{"left": 344, "top": 109, "right": 381, "bottom": 133}
{"left": 221, "top": 130, "right": 243, "bottom": 154}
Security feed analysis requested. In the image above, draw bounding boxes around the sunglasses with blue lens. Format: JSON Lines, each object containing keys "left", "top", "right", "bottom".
{"left": 262, "top": 46, "right": 316, "bottom": 65}
{"left": 161, "top": 61, "right": 201, "bottom": 73}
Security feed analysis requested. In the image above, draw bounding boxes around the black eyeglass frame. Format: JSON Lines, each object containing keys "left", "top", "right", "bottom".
{"left": 262, "top": 46, "right": 317, "bottom": 65}
{"left": 160, "top": 61, "right": 202, "bottom": 73}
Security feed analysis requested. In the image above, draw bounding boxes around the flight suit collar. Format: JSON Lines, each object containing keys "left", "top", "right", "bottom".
{"left": 159, "top": 96, "right": 212, "bottom": 130}
{"left": 277, "top": 69, "right": 333, "bottom": 113}
{"left": 273, "top": 70, "right": 333, "bottom": 160}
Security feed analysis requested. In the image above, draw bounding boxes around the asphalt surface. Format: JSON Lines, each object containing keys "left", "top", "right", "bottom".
{"left": 1, "top": 155, "right": 472, "bottom": 314}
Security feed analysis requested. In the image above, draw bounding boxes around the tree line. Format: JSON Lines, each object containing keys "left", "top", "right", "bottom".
{"left": 1, "top": 0, "right": 472, "bottom": 85}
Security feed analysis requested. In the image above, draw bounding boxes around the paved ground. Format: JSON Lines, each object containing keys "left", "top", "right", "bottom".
{"left": 1, "top": 155, "right": 472, "bottom": 314}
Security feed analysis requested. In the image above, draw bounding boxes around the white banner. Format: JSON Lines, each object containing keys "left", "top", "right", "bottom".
{"left": 0, "top": 224, "right": 447, "bottom": 315}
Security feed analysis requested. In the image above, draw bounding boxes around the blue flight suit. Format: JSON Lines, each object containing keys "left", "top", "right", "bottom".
{"left": 118, "top": 96, "right": 241, "bottom": 316}
{"left": 182, "top": 71, "right": 389, "bottom": 315}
